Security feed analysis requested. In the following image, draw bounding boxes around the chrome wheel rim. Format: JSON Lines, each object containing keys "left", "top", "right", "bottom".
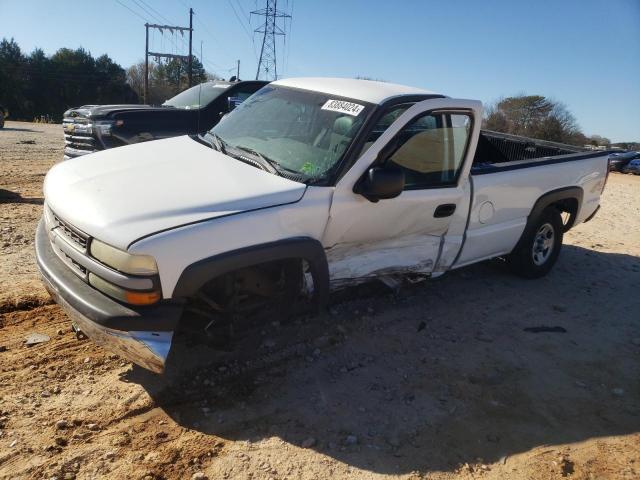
{"left": 532, "top": 223, "right": 555, "bottom": 266}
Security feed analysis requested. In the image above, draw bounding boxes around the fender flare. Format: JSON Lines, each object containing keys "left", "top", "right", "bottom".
{"left": 512, "top": 186, "right": 583, "bottom": 252}
{"left": 530, "top": 186, "right": 583, "bottom": 228}
{"left": 172, "top": 237, "right": 330, "bottom": 308}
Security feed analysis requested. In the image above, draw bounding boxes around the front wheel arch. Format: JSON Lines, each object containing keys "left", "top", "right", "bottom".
{"left": 171, "top": 237, "right": 329, "bottom": 309}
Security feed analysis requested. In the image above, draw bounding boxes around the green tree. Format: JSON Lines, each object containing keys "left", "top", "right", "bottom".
{"left": 153, "top": 56, "right": 207, "bottom": 98}
{"left": 484, "top": 95, "right": 585, "bottom": 146}
{"left": 0, "top": 38, "right": 26, "bottom": 117}
{"left": 0, "top": 38, "right": 137, "bottom": 121}
{"left": 23, "top": 48, "right": 51, "bottom": 118}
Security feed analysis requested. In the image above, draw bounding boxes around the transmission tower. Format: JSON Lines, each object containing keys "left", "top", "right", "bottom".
{"left": 251, "top": 0, "right": 291, "bottom": 80}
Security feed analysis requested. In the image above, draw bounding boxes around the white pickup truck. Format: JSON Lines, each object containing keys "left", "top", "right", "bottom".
{"left": 36, "top": 78, "right": 609, "bottom": 373}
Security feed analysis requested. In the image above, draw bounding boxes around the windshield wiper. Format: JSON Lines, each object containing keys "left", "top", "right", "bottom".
{"left": 206, "top": 133, "right": 228, "bottom": 154}
{"left": 232, "top": 145, "right": 283, "bottom": 175}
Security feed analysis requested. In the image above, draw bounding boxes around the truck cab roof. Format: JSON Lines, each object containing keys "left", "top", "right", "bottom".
{"left": 272, "top": 77, "right": 440, "bottom": 105}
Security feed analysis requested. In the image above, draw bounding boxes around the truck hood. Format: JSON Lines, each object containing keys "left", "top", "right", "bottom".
{"left": 64, "top": 104, "right": 180, "bottom": 120}
{"left": 44, "top": 136, "right": 307, "bottom": 249}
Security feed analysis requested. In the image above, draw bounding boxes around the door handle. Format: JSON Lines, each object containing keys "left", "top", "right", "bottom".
{"left": 434, "top": 203, "right": 456, "bottom": 218}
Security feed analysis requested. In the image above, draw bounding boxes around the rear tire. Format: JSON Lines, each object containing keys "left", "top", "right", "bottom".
{"left": 507, "top": 207, "right": 563, "bottom": 278}
{"left": 0, "top": 113, "right": 4, "bottom": 129}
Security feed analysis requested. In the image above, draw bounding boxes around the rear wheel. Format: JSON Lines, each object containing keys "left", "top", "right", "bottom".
{"left": 0, "top": 113, "right": 4, "bottom": 129}
{"left": 507, "top": 207, "right": 564, "bottom": 278}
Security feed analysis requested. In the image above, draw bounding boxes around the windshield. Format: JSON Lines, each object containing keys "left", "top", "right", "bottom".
{"left": 209, "top": 85, "right": 372, "bottom": 181}
{"left": 163, "top": 82, "right": 230, "bottom": 109}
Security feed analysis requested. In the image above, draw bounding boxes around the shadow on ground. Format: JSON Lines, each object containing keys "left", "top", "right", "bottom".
{"left": 0, "top": 189, "right": 44, "bottom": 205}
{"left": 126, "top": 244, "right": 640, "bottom": 475}
{"left": 0, "top": 127, "right": 39, "bottom": 132}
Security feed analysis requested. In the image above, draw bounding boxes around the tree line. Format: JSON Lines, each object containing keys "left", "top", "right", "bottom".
{"left": 482, "top": 95, "right": 620, "bottom": 148}
{"left": 0, "top": 38, "right": 208, "bottom": 122}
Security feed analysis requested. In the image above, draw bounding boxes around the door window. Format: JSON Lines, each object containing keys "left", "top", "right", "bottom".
{"left": 385, "top": 113, "right": 472, "bottom": 189}
{"left": 358, "top": 103, "right": 413, "bottom": 157}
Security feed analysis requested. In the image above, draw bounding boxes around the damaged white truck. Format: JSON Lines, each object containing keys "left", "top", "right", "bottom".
{"left": 36, "top": 78, "right": 609, "bottom": 373}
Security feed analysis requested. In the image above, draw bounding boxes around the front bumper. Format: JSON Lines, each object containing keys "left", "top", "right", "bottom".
{"left": 35, "top": 219, "right": 183, "bottom": 373}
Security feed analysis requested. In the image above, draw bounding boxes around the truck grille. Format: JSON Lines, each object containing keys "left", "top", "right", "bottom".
{"left": 58, "top": 247, "right": 88, "bottom": 276}
{"left": 62, "top": 119, "right": 97, "bottom": 157}
{"left": 51, "top": 211, "right": 89, "bottom": 251}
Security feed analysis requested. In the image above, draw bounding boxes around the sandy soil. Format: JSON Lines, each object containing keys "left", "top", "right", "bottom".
{"left": 0, "top": 121, "right": 59, "bottom": 310}
{"left": 0, "top": 121, "right": 639, "bottom": 480}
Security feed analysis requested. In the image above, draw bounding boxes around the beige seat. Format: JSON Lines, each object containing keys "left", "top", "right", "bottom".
{"left": 326, "top": 116, "right": 355, "bottom": 162}
{"left": 390, "top": 129, "right": 445, "bottom": 174}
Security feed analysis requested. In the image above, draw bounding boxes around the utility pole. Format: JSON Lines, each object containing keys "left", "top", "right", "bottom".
{"left": 143, "top": 9, "right": 194, "bottom": 103}
{"left": 144, "top": 23, "right": 149, "bottom": 104}
{"left": 251, "top": 0, "right": 291, "bottom": 80}
{"left": 236, "top": 59, "right": 240, "bottom": 80}
{"left": 188, "top": 8, "right": 193, "bottom": 87}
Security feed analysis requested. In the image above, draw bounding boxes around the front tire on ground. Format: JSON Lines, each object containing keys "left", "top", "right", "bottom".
{"left": 507, "top": 207, "right": 564, "bottom": 278}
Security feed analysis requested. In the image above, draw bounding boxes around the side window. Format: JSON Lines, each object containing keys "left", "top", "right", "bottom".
{"left": 358, "top": 103, "right": 414, "bottom": 157}
{"left": 386, "top": 112, "right": 472, "bottom": 189}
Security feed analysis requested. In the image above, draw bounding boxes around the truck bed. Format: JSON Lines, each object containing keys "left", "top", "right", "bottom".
{"left": 454, "top": 145, "right": 609, "bottom": 268}
{"left": 471, "top": 130, "right": 599, "bottom": 174}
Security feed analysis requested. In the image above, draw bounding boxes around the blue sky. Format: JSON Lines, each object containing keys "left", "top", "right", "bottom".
{"left": 1, "top": 0, "right": 639, "bottom": 141}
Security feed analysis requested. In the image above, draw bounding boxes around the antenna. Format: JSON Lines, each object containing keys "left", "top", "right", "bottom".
{"left": 251, "top": 0, "right": 291, "bottom": 80}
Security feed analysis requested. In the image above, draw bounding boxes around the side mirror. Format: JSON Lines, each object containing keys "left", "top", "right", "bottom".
{"left": 357, "top": 166, "right": 405, "bottom": 202}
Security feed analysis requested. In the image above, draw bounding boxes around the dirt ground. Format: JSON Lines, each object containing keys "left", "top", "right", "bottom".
{"left": 0, "top": 120, "right": 639, "bottom": 480}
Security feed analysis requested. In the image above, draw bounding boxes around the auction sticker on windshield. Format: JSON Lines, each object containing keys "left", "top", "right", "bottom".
{"left": 321, "top": 99, "right": 365, "bottom": 116}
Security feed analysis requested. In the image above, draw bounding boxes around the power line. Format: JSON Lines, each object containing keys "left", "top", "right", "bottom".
{"left": 193, "top": 15, "right": 223, "bottom": 47}
{"left": 227, "top": 0, "right": 254, "bottom": 41}
{"left": 138, "top": 0, "right": 174, "bottom": 24}
{"left": 138, "top": 0, "right": 192, "bottom": 55}
{"left": 114, "top": 0, "right": 148, "bottom": 22}
{"left": 234, "top": 0, "right": 252, "bottom": 26}
{"left": 119, "top": 1, "right": 189, "bottom": 61}
{"left": 131, "top": 0, "right": 164, "bottom": 24}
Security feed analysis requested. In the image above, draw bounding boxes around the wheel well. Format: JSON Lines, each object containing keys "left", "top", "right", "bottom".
{"left": 549, "top": 197, "right": 579, "bottom": 231}
{"left": 511, "top": 187, "right": 582, "bottom": 254}
{"left": 172, "top": 237, "right": 330, "bottom": 306}
{"left": 180, "top": 258, "right": 313, "bottom": 339}
{"left": 195, "top": 258, "right": 305, "bottom": 302}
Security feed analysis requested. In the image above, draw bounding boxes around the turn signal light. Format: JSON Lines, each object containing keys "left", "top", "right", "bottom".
{"left": 125, "top": 290, "right": 162, "bottom": 306}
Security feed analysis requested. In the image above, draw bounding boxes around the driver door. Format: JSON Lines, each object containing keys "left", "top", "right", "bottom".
{"left": 322, "top": 98, "right": 482, "bottom": 283}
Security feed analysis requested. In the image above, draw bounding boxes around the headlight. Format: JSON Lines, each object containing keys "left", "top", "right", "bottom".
{"left": 89, "top": 273, "right": 161, "bottom": 306}
{"left": 73, "top": 123, "right": 93, "bottom": 134}
{"left": 94, "top": 121, "right": 114, "bottom": 136}
{"left": 90, "top": 239, "right": 158, "bottom": 276}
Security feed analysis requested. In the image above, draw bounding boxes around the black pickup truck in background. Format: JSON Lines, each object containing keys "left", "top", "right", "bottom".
{"left": 62, "top": 80, "right": 268, "bottom": 159}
